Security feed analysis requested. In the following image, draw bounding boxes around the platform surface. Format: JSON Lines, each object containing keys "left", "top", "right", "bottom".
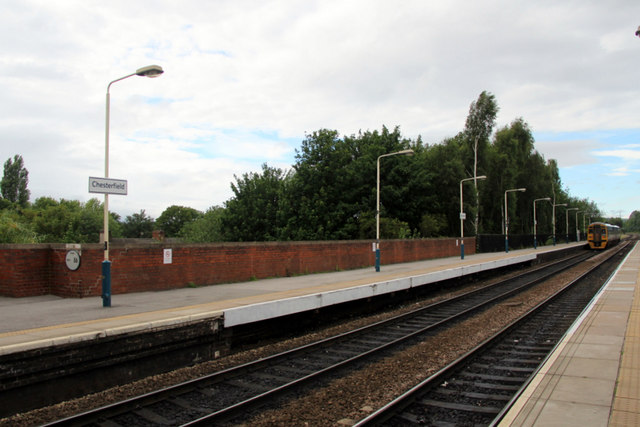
{"left": 499, "top": 241, "right": 640, "bottom": 426}
{"left": 0, "top": 244, "right": 580, "bottom": 355}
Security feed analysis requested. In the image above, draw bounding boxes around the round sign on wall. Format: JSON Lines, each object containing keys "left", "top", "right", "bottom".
{"left": 65, "top": 250, "right": 81, "bottom": 271}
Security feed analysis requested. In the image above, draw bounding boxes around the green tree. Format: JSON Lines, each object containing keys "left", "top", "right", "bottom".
{"left": 221, "top": 164, "right": 289, "bottom": 241}
{"left": 283, "top": 126, "right": 414, "bottom": 240}
{"left": 156, "top": 205, "right": 202, "bottom": 237}
{"left": 626, "top": 211, "right": 640, "bottom": 232}
{"left": 30, "top": 197, "right": 112, "bottom": 243}
{"left": 1, "top": 155, "right": 30, "bottom": 207}
{"left": 0, "top": 210, "right": 39, "bottom": 243}
{"left": 181, "top": 206, "right": 225, "bottom": 242}
{"left": 463, "top": 92, "right": 498, "bottom": 235}
{"left": 122, "top": 209, "right": 155, "bottom": 238}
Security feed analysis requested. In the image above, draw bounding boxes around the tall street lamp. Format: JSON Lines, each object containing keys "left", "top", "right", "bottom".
{"left": 504, "top": 188, "right": 526, "bottom": 253}
{"left": 552, "top": 203, "right": 567, "bottom": 245}
{"left": 533, "top": 197, "right": 551, "bottom": 249}
{"left": 574, "top": 210, "right": 582, "bottom": 242}
{"left": 460, "top": 175, "right": 486, "bottom": 259}
{"left": 566, "top": 207, "right": 578, "bottom": 243}
{"left": 102, "top": 65, "right": 164, "bottom": 307}
{"left": 376, "top": 149, "right": 414, "bottom": 272}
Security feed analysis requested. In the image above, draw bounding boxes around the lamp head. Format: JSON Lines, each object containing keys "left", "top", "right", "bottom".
{"left": 136, "top": 65, "right": 164, "bottom": 78}
{"left": 636, "top": 25, "right": 640, "bottom": 37}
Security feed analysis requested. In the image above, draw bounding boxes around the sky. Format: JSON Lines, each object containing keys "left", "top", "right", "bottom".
{"left": 1, "top": 0, "right": 640, "bottom": 220}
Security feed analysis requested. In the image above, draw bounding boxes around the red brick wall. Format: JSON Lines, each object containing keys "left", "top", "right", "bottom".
{"left": 0, "top": 238, "right": 472, "bottom": 298}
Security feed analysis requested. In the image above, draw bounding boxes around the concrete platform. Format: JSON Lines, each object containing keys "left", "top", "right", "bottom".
{"left": 0, "top": 244, "right": 580, "bottom": 356}
{"left": 499, "top": 241, "right": 640, "bottom": 426}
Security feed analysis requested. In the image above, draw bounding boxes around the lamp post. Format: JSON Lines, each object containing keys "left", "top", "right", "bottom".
{"left": 504, "top": 188, "right": 526, "bottom": 253}
{"left": 460, "top": 175, "right": 486, "bottom": 259}
{"left": 574, "top": 210, "right": 581, "bottom": 241}
{"left": 552, "top": 203, "right": 567, "bottom": 245}
{"left": 102, "top": 65, "right": 164, "bottom": 307}
{"left": 533, "top": 197, "right": 551, "bottom": 249}
{"left": 566, "top": 207, "right": 578, "bottom": 243}
{"left": 375, "top": 149, "right": 414, "bottom": 272}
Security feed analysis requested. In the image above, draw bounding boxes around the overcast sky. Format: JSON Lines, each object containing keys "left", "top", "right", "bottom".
{"left": 1, "top": 0, "right": 639, "bottom": 221}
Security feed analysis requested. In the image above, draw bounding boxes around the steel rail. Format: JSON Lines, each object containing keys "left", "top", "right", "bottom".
{"left": 354, "top": 243, "right": 628, "bottom": 426}
{"left": 45, "top": 251, "right": 593, "bottom": 426}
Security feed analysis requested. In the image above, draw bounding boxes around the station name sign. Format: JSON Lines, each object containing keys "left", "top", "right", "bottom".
{"left": 88, "top": 177, "right": 128, "bottom": 195}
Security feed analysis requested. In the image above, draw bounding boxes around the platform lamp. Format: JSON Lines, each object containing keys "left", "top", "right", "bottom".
{"left": 533, "top": 197, "right": 551, "bottom": 249}
{"left": 574, "top": 210, "right": 582, "bottom": 242}
{"left": 566, "top": 208, "right": 578, "bottom": 244}
{"left": 552, "top": 203, "right": 567, "bottom": 245}
{"left": 102, "top": 65, "right": 164, "bottom": 307}
{"left": 375, "top": 149, "right": 414, "bottom": 272}
{"left": 460, "top": 175, "right": 486, "bottom": 259}
{"left": 504, "top": 188, "right": 526, "bottom": 253}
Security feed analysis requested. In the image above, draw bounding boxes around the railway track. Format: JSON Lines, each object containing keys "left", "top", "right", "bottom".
{"left": 355, "top": 242, "right": 630, "bottom": 426}
{"left": 46, "top": 250, "right": 596, "bottom": 426}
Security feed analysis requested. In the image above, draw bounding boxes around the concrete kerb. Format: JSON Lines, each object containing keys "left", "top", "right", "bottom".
{"left": 223, "top": 253, "right": 537, "bottom": 327}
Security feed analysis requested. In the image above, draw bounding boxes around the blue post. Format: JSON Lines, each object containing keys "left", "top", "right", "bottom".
{"left": 534, "top": 236, "right": 537, "bottom": 249}
{"left": 375, "top": 247, "right": 380, "bottom": 272}
{"left": 102, "top": 260, "right": 111, "bottom": 307}
{"left": 460, "top": 241, "right": 465, "bottom": 260}
{"left": 505, "top": 236, "right": 509, "bottom": 253}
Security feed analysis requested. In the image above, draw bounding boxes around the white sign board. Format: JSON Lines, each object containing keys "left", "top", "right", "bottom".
{"left": 163, "top": 248, "right": 173, "bottom": 264}
{"left": 88, "top": 177, "right": 128, "bottom": 195}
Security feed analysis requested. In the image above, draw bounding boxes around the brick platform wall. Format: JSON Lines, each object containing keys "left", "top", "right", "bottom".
{"left": 0, "top": 238, "right": 471, "bottom": 298}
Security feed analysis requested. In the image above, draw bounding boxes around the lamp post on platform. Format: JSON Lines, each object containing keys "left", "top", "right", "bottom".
{"left": 574, "top": 210, "right": 582, "bottom": 241}
{"left": 101, "top": 65, "right": 164, "bottom": 307}
{"left": 460, "top": 175, "right": 486, "bottom": 259}
{"left": 533, "top": 197, "right": 551, "bottom": 249}
{"left": 566, "top": 208, "right": 578, "bottom": 243}
{"left": 504, "top": 188, "right": 526, "bottom": 253}
{"left": 552, "top": 203, "right": 567, "bottom": 245}
{"left": 375, "top": 149, "right": 414, "bottom": 272}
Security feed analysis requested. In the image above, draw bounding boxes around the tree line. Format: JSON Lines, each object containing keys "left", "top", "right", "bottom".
{"left": 1, "top": 92, "right": 632, "bottom": 245}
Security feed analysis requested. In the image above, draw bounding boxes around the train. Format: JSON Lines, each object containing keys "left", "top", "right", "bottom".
{"left": 587, "top": 222, "right": 621, "bottom": 250}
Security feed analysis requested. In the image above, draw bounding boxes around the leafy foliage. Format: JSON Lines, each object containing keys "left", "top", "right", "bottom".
{"left": 122, "top": 210, "right": 155, "bottom": 238}
{"left": 1, "top": 92, "right": 628, "bottom": 244}
{"left": 1, "top": 155, "right": 30, "bottom": 207}
{"left": 156, "top": 205, "right": 202, "bottom": 238}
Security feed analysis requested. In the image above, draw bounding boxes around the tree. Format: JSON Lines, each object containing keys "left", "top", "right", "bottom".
{"left": 283, "top": 126, "right": 415, "bottom": 240}
{"left": 30, "top": 197, "right": 111, "bottom": 243}
{"left": 1, "top": 155, "right": 30, "bottom": 207}
{"left": 181, "top": 206, "right": 225, "bottom": 242}
{"left": 463, "top": 92, "right": 498, "bottom": 234}
{"left": 156, "top": 205, "right": 202, "bottom": 237}
{"left": 0, "top": 210, "right": 39, "bottom": 243}
{"left": 626, "top": 211, "right": 640, "bottom": 232}
{"left": 221, "top": 164, "right": 289, "bottom": 241}
{"left": 122, "top": 210, "right": 155, "bottom": 238}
